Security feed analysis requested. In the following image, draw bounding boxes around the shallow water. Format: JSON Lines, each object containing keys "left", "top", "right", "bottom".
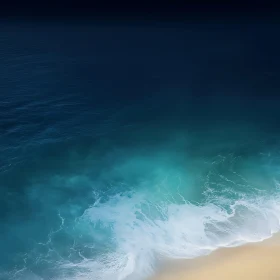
{"left": 1, "top": 21, "right": 280, "bottom": 280}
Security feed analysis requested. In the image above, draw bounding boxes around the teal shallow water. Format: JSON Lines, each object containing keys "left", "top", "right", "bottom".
{"left": 2, "top": 125, "right": 280, "bottom": 280}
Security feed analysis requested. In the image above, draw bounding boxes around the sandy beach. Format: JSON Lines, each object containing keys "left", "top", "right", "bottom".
{"left": 153, "top": 234, "right": 280, "bottom": 280}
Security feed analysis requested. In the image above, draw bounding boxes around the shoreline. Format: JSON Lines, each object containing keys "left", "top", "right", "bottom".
{"left": 152, "top": 233, "right": 280, "bottom": 280}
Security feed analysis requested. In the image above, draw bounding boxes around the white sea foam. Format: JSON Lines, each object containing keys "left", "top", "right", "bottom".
{"left": 57, "top": 187, "right": 280, "bottom": 280}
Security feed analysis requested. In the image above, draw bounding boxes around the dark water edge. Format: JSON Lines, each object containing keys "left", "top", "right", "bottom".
{"left": 0, "top": 21, "right": 280, "bottom": 280}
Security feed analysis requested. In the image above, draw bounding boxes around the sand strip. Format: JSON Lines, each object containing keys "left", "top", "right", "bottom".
{"left": 153, "top": 234, "right": 280, "bottom": 280}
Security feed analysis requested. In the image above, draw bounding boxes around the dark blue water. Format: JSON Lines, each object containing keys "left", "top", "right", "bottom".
{"left": 1, "top": 21, "right": 280, "bottom": 280}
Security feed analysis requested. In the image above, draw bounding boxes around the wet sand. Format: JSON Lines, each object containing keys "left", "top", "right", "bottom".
{"left": 153, "top": 234, "right": 280, "bottom": 280}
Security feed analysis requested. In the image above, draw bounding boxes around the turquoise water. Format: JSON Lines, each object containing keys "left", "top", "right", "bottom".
{"left": 1, "top": 22, "right": 280, "bottom": 280}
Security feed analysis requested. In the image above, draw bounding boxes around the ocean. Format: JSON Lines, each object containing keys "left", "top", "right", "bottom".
{"left": 0, "top": 21, "right": 280, "bottom": 280}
